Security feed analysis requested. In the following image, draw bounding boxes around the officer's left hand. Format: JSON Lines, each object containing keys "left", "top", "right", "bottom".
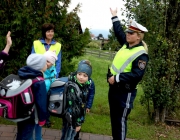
{"left": 108, "top": 76, "right": 115, "bottom": 85}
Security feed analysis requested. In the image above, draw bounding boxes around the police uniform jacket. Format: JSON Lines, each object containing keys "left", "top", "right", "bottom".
{"left": 110, "top": 16, "right": 149, "bottom": 108}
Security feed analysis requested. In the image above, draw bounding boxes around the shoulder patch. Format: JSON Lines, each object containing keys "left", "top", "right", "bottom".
{"left": 138, "top": 60, "right": 146, "bottom": 70}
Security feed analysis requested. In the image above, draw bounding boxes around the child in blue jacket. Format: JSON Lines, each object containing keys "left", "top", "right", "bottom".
{"left": 16, "top": 54, "right": 48, "bottom": 140}
{"left": 33, "top": 50, "right": 57, "bottom": 140}
{"left": 44, "top": 50, "right": 57, "bottom": 91}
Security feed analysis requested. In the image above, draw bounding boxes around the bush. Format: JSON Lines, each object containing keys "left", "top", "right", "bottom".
{"left": 87, "top": 41, "right": 100, "bottom": 49}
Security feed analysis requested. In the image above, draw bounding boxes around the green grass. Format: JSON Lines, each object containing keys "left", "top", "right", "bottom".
{"left": 1, "top": 54, "right": 180, "bottom": 140}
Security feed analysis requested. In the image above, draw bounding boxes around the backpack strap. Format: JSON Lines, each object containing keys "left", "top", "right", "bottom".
{"left": 32, "top": 77, "right": 44, "bottom": 84}
{"left": 68, "top": 81, "right": 81, "bottom": 98}
{"left": 31, "top": 76, "right": 44, "bottom": 123}
{"left": 5, "top": 116, "right": 31, "bottom": 123}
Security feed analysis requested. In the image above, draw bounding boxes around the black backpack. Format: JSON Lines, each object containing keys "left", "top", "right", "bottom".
{"left": 64, "top": 81, "right": 84, "bottom": 125}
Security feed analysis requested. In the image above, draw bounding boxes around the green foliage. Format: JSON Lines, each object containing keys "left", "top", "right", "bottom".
{"left": 87, "top": 40, "right": 100, "bottom": 49}
{"left": 106, "top": 28, "right": 122, "bottom": 51}
{"left": 123, "top": 0, "right": 180, "bottom": 121}
{"left": 97, "top": 34, "right": 103, "bottom": 38}
{"left": 0, "top": 0, "right": 89, "bottom": 78}
{"left": 83, "top": 28, "right": 91, "bottom": 43}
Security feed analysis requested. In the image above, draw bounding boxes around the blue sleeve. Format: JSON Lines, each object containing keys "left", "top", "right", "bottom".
{"left": 86, "top": 80, "right": 95, "bottom": 109}
{"left": 111, "top": 16, "right": 126, "bottom": 46}
{"left": 32, "top": 81, "right": 48, "bottom": 122}
{"left": 55, "top": 50, "right": 61, "bottom": 78}
{"left": 31, "top": 45, "right": 35, "bottom": 54}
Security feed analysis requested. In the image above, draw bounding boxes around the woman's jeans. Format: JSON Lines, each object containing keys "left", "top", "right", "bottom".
{"left": 61, "top": 125, "right": 77, "bottom": 140}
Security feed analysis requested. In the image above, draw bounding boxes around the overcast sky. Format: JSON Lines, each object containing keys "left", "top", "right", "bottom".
{"left": 68, "top": 0, "right": 126, "bottom": 31}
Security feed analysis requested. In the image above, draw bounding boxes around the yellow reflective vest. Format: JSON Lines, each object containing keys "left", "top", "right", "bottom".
{"left": 33, "top": 40, "right": 61, "bottom": 56}
{"left": 110, "top": 44, "right": 147, "bottom": 75}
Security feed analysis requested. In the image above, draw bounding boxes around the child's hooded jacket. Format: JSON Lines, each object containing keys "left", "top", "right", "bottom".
{"left": 18, "top": 66, "right": 47, "bottom": 123}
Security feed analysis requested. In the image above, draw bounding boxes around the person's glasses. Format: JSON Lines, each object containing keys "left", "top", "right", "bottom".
{"left": 126, "top": 31, "right": 135, "bottom": 35}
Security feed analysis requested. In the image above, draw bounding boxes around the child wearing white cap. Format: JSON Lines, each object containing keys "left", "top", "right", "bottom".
{"left": 16, "top": 54, "right": 48, "bottom": 140}
{"left": 108, "top": 8, "right": 149, "bottom": 140}
{"left": 33, "top": 50, "right": 58, "bottom": 140}
{"left": 43, "top": 50, "right": 58, "bottom": 91}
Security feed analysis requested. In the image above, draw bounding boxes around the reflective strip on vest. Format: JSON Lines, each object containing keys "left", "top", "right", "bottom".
{"left": 111, "top": 49, "right": 147, "bottom": 74}
{"left": 110, "top": 45, "right": 147, "bottom": 75}
{"left": 33, "top": 40, "right": 61, "bottom": 56}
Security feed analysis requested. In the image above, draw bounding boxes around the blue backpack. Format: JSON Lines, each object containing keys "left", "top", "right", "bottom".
{"left": 48, "top": 77, "right": 68, "bottom": 117}
{"left": 48, "top": 76, "right": 83, "bottom": 119}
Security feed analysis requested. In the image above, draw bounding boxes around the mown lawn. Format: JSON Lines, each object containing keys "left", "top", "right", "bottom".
{"left": 0, "top": 54, "right": 180, "bottom": 140}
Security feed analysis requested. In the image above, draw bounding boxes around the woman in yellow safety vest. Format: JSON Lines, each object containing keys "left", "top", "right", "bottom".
{"left": 31, "top": 23, "right": 61, "bottom": 140}
{"left": 107, "top": 8, "right": 149, "bottom": 140}
{"left": 31, "top": 23, "right": 61, "bottom": 78}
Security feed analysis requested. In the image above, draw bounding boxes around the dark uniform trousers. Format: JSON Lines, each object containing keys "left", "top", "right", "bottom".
{"left": 108, "top": 83, "right": 137, "bottom": 140}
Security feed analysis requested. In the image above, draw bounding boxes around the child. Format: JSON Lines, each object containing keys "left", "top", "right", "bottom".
{"left": 16, "top": 54, "right": 48, "bottom": 140}
{"left": 74, "top": 60, "right": 95, "bottom": 140}
{"left": 61, "top": 60, "right": 92, "bottom": 140}
{"left": 44, "top": 50, "right": 58, "bottom": 91}
{"left": 33, "top": 50, "right": 57, "bottom": 140}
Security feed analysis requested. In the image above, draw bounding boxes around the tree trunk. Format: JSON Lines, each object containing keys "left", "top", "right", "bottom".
{"left": 154, "top": 107, "right": 166, "bottom": 123}
{"left": 160, "top": 107, "right": 166, "bottom": 122}
{"left": 154, "top": 108, "right": 160, "bottom": 123}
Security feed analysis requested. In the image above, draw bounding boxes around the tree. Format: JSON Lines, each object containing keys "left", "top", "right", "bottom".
{"left": 83, "top": 28, "right": 91, "bottom": 43}
{"left": 98, "top": 34, "right": 103, "bottom": 38}
{"left": 122, "top": 0, "right": 180, "bottom": 122}
{"left": 0, "top": 0, "right": 89, "bottom": 78}
{"left": 97, "top": 34, "right": 104, "bottom": 40}
{"left": 105, "top": 27, "right": 121, "bottom": 51}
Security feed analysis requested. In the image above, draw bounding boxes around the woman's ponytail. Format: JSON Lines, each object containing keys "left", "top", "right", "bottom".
{"left": 142, "top": 40, "right": 148, "bottom": 53}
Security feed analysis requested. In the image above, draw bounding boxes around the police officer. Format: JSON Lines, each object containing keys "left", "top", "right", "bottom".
{"left": 107, "top": 8, "right": 149, "bottom": 140}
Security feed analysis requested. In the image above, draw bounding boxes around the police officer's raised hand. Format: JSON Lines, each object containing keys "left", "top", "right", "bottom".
{"left": 110, "top": 8, "right": 117, "bottom": 17}
{"left": 108, "top": 76, "right": 115, "bottom": 85}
